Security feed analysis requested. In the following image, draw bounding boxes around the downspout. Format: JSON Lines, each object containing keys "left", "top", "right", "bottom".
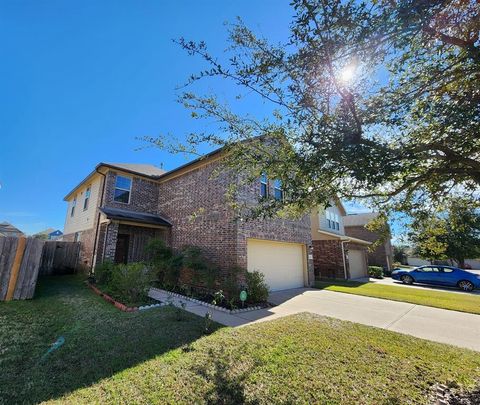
{"left": 91, "top": 168, "right": 107, "bottom": 272}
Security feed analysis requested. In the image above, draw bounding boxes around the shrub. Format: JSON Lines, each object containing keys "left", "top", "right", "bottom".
{"left": 182, "top": 245, "right": 217, "bottom": 289}
{"left": 94, "top": 261, "right": 115, "bottom": 285}
{"left": 222, "top": 267, "right": 242, "bottom": 301}
{"left": 368, "top": 266, "right": 384, "bottom": 279}
{"left": 106, "top": 262, "right": 155, "bottom": 305}
{"left": 245, "top": 271, "right": 269, "bottom": 303}
{"left": 145, "top": 239, "right": 173, "bottom": 266}
{"left": 163, "top": 253, "right": 183, "bottom": 289}
{"left": 145, "top": 239, "right": 174, "bottom": 283}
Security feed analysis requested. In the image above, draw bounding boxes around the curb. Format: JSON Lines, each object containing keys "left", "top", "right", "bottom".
{"left": 149, "top": 287, "right": 263, "bottom": 314}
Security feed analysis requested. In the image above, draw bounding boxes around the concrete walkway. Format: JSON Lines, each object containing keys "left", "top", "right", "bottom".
{"left": 149, "top": 288, "right": 480, "bottom": 352}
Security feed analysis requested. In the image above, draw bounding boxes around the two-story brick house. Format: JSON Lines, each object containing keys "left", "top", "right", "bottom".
{"left": 310, "top": 201, "right": 371, "bottom": 280}
{"left": 63, "top": 152, "right": 313, "bottom": 291}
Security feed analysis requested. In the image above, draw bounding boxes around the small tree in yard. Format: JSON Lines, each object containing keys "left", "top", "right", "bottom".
{"left": 409, "top": 200, "right": 480, "bottom": 267}
{"left": 393, "top": 245, "right": 408, "bottom": 265}
{"left": 443, "top": 200, "right": 480, "bottom": 268}
{"left": 410, "top": 218, "right": 449, "bottom": 264}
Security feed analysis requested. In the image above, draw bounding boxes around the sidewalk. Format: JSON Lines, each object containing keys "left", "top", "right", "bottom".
{"left": 149, "top": 288, "right": 480, "bottom": 352}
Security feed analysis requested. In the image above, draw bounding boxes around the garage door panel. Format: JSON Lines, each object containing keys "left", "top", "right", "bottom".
{"left": 247, "top": 239, "right": 305, "bottom": 292}
{"left": 348, "top": 249, "right": 366, "bottom": 279}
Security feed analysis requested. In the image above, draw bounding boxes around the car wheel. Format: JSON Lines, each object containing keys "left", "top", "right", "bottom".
{"left": 457, "top": 280, "right": 474, "bottom": 292}
{"left": 401, "top": 275, "right": 414, "bottom": 285}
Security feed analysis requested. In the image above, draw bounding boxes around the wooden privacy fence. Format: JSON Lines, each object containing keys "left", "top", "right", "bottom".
{"left": 0, "top": 237, "right": 81, "bottom": 301}
{"left": 39, "top": 241, "right": 81, "bottom": 276}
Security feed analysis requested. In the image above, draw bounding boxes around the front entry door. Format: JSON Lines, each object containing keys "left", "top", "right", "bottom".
{"left": 114, "top": 234, "right": 130, "bottom": 264}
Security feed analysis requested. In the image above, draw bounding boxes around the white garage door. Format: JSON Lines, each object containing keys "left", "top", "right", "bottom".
{"left": 348, "top": 249, "right": 367, "bottom": 279}
{"left": 247, "top": 239, "right": 305, "bottom": 292}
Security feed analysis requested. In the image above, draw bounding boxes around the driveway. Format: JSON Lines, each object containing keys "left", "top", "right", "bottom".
{"left": 150, "top": 287, "right": 480, "bottom": 352}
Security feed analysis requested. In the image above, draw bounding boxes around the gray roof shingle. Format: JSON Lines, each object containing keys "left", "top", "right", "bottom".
{"left": 99, "top": 207, "right": 172, "bottom": 227}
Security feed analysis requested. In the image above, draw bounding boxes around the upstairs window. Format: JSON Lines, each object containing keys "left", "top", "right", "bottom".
{"left": 326, "top": 209, "right": 340, "bottom": 231}
{"left": 114, "top": 175, "right": 132, "bottom": 204}
{"left": 71, "top": 197, "right": 76, "bottom": 217}
{"left": 274, "top": 179, "right": 283, "bottom": 200}
{"left": 260, "top": 174, "right": 268, "bottom": 197}
{"left": 83, "top": 187, "right": 91, "bottom": 210}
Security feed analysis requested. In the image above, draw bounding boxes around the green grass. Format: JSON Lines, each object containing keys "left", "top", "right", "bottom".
{"left": 48, "top": 314, "right": 480, "bottom": 405}
{"left": 2, "top": 277, "right": 480, "bottom": 404}
{"left": 315, "top": 279, "right": 480, "bottom": 315}
{"left": 0, "top": 275, "right": 215, "bottom": 404}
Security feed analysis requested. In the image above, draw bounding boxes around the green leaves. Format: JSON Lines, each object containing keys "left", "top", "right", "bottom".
{"left": 409, "top": 199, "right": 480, "bottom": 265}
{"left": 149, "top": 0, "right": 479, "bottom": 219}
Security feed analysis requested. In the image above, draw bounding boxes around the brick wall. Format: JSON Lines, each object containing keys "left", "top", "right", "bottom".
{"left": 157, "top": 160, "right": 238, "bottom": 270}
{"left": 103, "top": 171, "right": 159, "bottom": 214}
{"left": 312, "top": 240, "right": 346, "bottom": 279}
{"left": 344, "top": 225, "right": 392, "bottom": 269}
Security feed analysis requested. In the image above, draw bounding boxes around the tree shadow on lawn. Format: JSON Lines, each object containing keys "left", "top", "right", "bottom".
{"left": 0, "top": 275, "right": 219, "bottom": 404}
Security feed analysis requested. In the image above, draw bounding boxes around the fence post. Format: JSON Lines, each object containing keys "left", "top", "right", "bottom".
{"left": 5, "top": 236, "right": 26, "bottom": 301}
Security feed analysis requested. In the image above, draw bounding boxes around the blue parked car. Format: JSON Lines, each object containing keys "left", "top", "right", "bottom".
{"left": 391, "top": 265, "right": 480, "bottom": 292}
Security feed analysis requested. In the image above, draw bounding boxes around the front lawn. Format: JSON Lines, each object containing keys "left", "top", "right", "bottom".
{"left": 315, "top": 279, "right": 480, "bottom": 315}
{"left": 0, "top": 275, "right": 215, "bottom": 404}
{"left": 3, "top": 276, "right": 480, "bottom": 404}
{"left": 48, "top": 313, "right": 480, "bottom": 404}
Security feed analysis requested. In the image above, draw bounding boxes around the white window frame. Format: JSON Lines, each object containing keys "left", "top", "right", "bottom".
{"left": 260, "top": 174, "right": 269, "bottom": 198}
{"left": 114, "top": 175, "right": 132, "bottom": 204}
{"left": 71, "top": 197, "right": 76, "bottom": 217}
{"left": 273, "top": 179, "right": 284, "bottom": 201}
{"left": 83, "top": 186, "right": 91, "bottom": 211}
{"left": 325, "top": 209, "right": 341, "bottom": 231}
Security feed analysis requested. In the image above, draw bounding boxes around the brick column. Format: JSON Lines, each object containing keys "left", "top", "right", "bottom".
{"left": 306, "top": 245, "right": 315, "bottom": 286}
{"left": 104, "top": 221, "right": 119, "bottom": 262}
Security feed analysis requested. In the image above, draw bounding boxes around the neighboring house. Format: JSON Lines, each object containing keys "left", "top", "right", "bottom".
{"left": 63, "top": 156, "right": 313, "bottom": 292}
{"left": 0, "top": 222, "right": 24, "bottom": 237}
{"left": 34, "top": 228, "right": 63, "bottom": 240}
{"left": 344, "top": 213, "right": 394, "bottom": 271}
{"left": 310, "top": 202, "right": 371, "bottom": 280}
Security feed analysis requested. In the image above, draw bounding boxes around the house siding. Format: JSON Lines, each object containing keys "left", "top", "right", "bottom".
{"left": 345, "top": 225, "right": 393, "bottom": 269}
{"left": 64, "top": 175, "right": 102, "bottom": 235}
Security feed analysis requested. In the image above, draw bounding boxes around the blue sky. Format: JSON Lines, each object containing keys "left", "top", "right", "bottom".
{"left": 0, "top": 0, "right": 375, "bottom": 235}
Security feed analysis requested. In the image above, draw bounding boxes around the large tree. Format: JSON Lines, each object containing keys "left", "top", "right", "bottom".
{"left": 153, "top": 0, "right": 480, "bottom": 217}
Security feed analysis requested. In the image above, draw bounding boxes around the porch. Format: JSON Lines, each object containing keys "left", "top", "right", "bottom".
{"left": 97, "top": 207, "right": 171, "bottom": 264}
